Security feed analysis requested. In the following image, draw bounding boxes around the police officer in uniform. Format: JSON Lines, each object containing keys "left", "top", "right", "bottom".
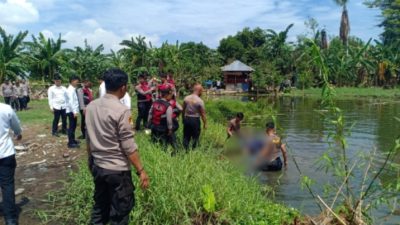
{"left": 135, "top": 73, "right": 154, "bottom": 131}
{"left": 148, "top": 88, "right": 177, "bottom": 149}
{"left": 257, "top": 122, "right": 288, "bottom": 171}
{"left": 182, "top": 83, "right": 207, "bottom": 150}
{"left": 86, "top": 68, "right": 149, "bottom": 225}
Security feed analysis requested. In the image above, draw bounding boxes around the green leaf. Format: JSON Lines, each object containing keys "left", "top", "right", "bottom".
{"left": 201, "top": 184, "right": 216, "bottom": 213}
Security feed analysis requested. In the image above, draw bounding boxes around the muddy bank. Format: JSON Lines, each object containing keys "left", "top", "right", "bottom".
{"left": 0, "top": 124, "right": 84, "bottom": 225}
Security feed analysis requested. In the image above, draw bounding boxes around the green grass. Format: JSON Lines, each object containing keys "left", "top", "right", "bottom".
{"left": 16, "top": 100, "right": 53, "bottom": 125}
{"left": 285, "top": 87, "right": 400, "bottom": 99}
{"left": 35, "top": 99, "right": 297, "bottom": 225}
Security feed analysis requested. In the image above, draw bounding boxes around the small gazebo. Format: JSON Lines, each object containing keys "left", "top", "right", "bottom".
{"left": 221, "top": 60, "right": 254, "bottom": 91}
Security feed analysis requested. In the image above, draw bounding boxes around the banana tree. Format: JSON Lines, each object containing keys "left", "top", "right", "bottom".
{"left": 66, "top": 40, "right": 109, "bottom": 81}
{"left": 26, "top": 33, "right": 66, "bottom": 82}
{"left": 0, "top": 27, "right": 28, "bottom": 82}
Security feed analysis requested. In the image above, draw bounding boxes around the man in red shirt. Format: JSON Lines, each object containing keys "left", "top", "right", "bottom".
{"left": 135, "top": 73, "right": 154, "bottom": 131}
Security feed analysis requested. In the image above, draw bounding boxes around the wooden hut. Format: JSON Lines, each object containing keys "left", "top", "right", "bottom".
{"left": 221, "top": 60, "right": 254, "bottom": 92}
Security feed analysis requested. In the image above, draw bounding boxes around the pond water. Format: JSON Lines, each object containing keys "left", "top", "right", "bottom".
{"left": 215, "top": 95, "right": 400, "bottom": 224}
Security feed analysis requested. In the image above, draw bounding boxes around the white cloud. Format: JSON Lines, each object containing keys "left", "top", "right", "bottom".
{"left": 0, "top": 0, "right": 39, "bottom": 25}
{"left": 63, "top": 27, "right": 160, "bottom": 52}
{"left": 83, "top": 19, "right": 100, "bottom": 29}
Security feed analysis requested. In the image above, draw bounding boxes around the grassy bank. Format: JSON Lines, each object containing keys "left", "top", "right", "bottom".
{"left": 285, "top": 87, "right": 400, "bottom": 99}
{"left": 35, "top": 99, "right": 297, "bottom": 224}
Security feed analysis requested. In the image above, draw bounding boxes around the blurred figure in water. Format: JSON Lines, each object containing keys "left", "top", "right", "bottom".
{"left": 256, "top": 122, "right": 288, "bottom": 171}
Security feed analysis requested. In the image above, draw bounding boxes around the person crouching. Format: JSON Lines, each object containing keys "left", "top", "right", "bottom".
{"left": 148, "top": 88, "right": 176, "bottom": 150}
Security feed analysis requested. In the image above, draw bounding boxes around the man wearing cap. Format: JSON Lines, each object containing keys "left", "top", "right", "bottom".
{"left": 0, "top": 102, "right": 22, "bottom": 225}
{"left": 66, "top": 76, "right": 80, "bottom": 148}
{"left": 135, "top": 73, "right": 154, "bottom": 131}
{"left": 1, "top": 80, "right": 13, "bottom": 106}
{"left": 86, "top": 68, "right": 149, "bottom": 225}
{"left": 182, "top": 83, "right": 207, "bottom": 150}
{"left": 77, "top": 79, "right": 93, "bottom": 139}
{"left": 48, "top": 75, "right": 68, "bottom": 137}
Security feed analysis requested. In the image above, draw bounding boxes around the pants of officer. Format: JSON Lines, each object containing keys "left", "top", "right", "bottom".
{"left": 90, "top": 164, "right": 134, "bottom": 225}
{"left": 183, "top": 117, "right": 201, "bottom": 150}
{"left": 135, "top": 101, "right": 151, "bottom": 130}
{"left": 10, "top": 98, "right": 19, "bottom": 111}
{"left": 18, "top": 97, "right": 25, "bottom": 110}
{"left": 258, "top": 157, "right": 283, "bottom": 172}
{"left": 151, "top": 128, "right": 177, "bottom": 150}
{"left": 24, "top": 96, "right": 30, "bottom": 108}
{"left": 4, "top": 97, "right": 11, "bottom": 105}
{"left": 67, "top": 112, "right": 77, "bottom": 145}
{"left": 80, "top": 110, "right": 86, "bottom": 138}
{"left": 52, "top": 109, "right": 67, "bottom": 134}
{"left": 0, "top": 155, "right": 18, "bottom": 224}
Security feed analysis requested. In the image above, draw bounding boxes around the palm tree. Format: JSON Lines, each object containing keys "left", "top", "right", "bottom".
{"left": 334, "top": 0, "right": 350, "bottom": 48}
{"left": 265, "top": 24, "right": 294, "bottom": 58}
{"left": 0, "top": 27, "right": 28, "bottom": 82}
{"left": 26, "top": 33, "right": 65, "bottom": 82}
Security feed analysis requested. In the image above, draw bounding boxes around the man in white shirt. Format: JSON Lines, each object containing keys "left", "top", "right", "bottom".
{"left": 98, "top": 75, "right": 106, "bottom": 98}
{"left": 48, "top": 75, "right": 68, "bottom": 137}
{"left": 0, "top": 103, "right": 22, "bottom": 225}
{"left": 99, "top": 75, "right": 131, "bottom": 109}
{"left": 120, "top": 92, "right": 131, "bottom": 109}
{"left": 66, "top": 76, "right": 80, "bottom": 149}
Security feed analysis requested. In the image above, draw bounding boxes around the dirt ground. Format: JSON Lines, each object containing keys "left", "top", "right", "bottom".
{"left": 0, "top": 124, "right": 85, "bottom": 225}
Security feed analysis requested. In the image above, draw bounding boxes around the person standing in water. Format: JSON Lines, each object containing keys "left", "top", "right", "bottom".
{"left": 257, "top": 122, "right": 288, "bottom": 171}
{"left": 227, "top": 112, "right": 244, "bottom": 139}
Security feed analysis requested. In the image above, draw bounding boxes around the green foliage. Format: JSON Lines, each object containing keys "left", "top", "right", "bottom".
{"left": 25, "top": 32, "right": 66, "bottom": 82}
{"left": 201, "top": 185, "right": 216, "bottom": 213}
{"left": 0, "top": 27, "right": 28, "bottom": 82}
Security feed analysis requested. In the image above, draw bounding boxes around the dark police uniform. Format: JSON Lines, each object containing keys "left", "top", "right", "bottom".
{"left": 148, "top": 98, "right": 176, "bottom": 149}
{"left": 183, "top": 94, "right": 205, "bottom": 150}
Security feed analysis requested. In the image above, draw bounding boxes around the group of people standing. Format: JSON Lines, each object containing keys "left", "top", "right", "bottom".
{"left": 1, "top": 79, "right": 31, "bottom": 111}
{"left": 134, "top": 72, "right": 207, "bottom": 152}
{"left": 47, "top": 75, "right": 93, "bottom": 150}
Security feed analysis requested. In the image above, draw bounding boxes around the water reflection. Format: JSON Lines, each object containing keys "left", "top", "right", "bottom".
{"left": 214, "top": 95, "right": 400, "bottom": 224}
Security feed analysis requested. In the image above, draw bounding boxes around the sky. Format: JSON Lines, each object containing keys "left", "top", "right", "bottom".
{"left": 0, "top": 0, "right": 383, "bottom": 51}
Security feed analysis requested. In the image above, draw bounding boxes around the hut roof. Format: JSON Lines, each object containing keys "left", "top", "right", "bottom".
{"left": 221, "top": 60, "right": 254, "bottom": 72}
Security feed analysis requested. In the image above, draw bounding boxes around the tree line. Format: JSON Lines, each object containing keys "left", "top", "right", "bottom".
{"left": 0, "top": 0, "right": 398, "bottom": 89}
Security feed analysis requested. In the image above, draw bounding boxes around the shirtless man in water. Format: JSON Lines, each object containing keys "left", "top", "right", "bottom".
{"left": 257, "top": 122, "right": 288, "bottom": 171}
{"left": 227, "top": 112, "right": 244, "bottom": 139}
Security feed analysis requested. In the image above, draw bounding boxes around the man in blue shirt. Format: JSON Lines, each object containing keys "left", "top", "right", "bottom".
{"left": 0, "top": 103, "right": 22, "bottom": 225}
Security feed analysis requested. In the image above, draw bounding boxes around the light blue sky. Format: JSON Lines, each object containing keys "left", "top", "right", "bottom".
{"left": 0, "top": 0, "right": 382, "bottom": 51}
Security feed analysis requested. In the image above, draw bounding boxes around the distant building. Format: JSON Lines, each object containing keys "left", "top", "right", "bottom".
{"left": 221, "top": 60, "right": 254, "bottom": 92}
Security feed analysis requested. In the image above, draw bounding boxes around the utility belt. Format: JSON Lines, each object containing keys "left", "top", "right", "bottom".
{"left": 150, "top": 118, "right": 179, "bottom": 132}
